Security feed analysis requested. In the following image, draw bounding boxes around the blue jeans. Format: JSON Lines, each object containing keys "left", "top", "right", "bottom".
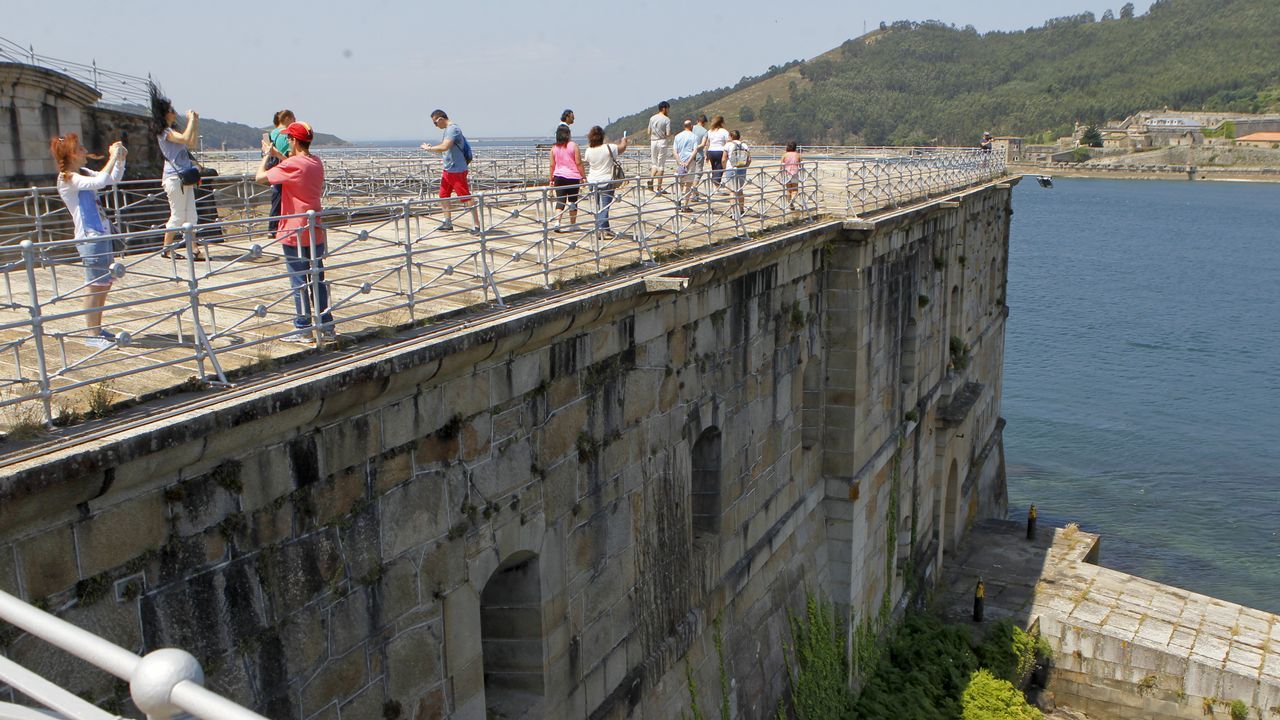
{"left": 283, "top": 243, "right": 333, "bottom": 329}
{"left": 591, "top": 183, "right": 615, "bottom": 231}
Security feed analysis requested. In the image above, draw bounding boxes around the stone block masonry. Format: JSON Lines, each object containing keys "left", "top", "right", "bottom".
{"left": 942, "top": 521, "right": 1280, "bottom": 720}
{"left": 0, "top": 180, "right": 1015, "bottom": 718}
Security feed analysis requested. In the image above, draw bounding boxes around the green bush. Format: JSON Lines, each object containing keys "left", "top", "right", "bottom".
{"left": 739, "top": 105, "right": 757, "bottom": 123}
{"left": 961, "top": 669, "right": 1043, "bottom": 720}
{"left": 854, "top": 614, "right": 978, "bottom": 719}
{"left": 976, "top": 620, "right": 1045, "bottom": 685}
{"left": 1229, "top": 699, "right": 1249, "bottom": 720}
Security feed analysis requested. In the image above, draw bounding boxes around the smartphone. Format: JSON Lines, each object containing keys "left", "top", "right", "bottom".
{"left": 623, "top": 131, "right": 628, "bottom": 138}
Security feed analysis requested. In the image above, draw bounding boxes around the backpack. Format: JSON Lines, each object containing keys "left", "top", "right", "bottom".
{"left": 728, "top": 141, "right": 752, "bottom": 168}
{"left": 460, "top": 135, "right": 474, "bottom": 164}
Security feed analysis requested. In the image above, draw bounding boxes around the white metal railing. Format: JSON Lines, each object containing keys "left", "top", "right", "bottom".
{"left": 0, "top": 36, "right": 151, "bottom": 108}
{"left": 0, "top": 162, "right": 823, "bottom": 425}
{"left": 845, "top": 149, "right": 1006, "bottom": 216}
{"left": 0, "top": 149, "right": 1010, "bottom": 429}
{"left": 0, "top": 590, "right": 268, "bottom": 720}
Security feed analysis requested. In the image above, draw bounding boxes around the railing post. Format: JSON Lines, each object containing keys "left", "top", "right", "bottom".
{"left": 20, "top": 241, "right": 53, "bottom": 424}
{"left": 182, "top": 224, "right": 227, "bottom": 385}
{"left": 540, "top": 187, "right": 553, "bottom": 288}
{"left": 401, "top": 200, "right": 417, "bottom": 322}
{"left": 306, "top": 210, "right": 324, "bottom": 336}
{"left": 474, "top": 196, "right": 503, "bottom": 306}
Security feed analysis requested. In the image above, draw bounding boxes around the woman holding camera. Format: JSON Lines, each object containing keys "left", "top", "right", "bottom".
{"left": 150, "top": 87, "right": 203, "bottom": 260}
{"left": 50, "top": 134, "right": 128, "bottom": 349}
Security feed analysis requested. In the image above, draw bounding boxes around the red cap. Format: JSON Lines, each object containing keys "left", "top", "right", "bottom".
{"left": 284, "top": 122, "right": 313, "bottom": 142}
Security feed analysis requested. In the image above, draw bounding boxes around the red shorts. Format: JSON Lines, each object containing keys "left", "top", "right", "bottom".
{"left": 439, "top": 170, "right": 471, "bottom": 200}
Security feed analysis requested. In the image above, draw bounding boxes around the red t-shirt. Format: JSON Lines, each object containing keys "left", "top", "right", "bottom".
{"left": 265, "top": 154, "right": 326, "bottom": 246}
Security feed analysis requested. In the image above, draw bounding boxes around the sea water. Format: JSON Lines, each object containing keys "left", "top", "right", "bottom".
{"left": 1005, "top": 176, "right": 1280, "bottom": 613}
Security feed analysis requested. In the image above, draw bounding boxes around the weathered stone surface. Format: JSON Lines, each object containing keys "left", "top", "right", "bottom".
{"left": 381, "top": 471, "right": 453, "bottom": 559}
{"left": 301, "top": 646, "right": 368, "bottom": 717}
{"left": 76, "top": 490, "right": 168, "bottom": 577}
{"left": 241, "top": 444, "right": 295, "bottom": 513}
{"left": 0, "top": 545, "right": 18, "bottom": 596}
{"left": 386, "top": 622, "right": 444, "bottom": 701}
{"left": 16, "top": 525, "right": 78, "bottom": 599}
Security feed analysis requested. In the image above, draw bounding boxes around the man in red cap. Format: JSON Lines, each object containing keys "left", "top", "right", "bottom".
{"left": 256, "top": 121, "right": 334, "bottom": 343}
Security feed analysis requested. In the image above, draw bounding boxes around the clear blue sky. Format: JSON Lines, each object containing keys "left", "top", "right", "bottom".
{"left": 7, "top": 0, "right": 1147, "bottom": 141}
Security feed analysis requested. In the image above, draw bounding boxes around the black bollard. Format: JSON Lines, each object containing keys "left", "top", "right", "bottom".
{"left": 973, "top": 579, "right": 985, "bottom": 622}
{"left": 1026, "top": 504, "right": 1037, "bottom": 541}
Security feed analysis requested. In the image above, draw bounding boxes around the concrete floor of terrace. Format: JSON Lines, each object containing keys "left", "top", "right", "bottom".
{"left": 940, "top": 519, "right": 1280, "bottom": 715}
{"left": 0, "top": 167, "right": 843, "bottom": 437}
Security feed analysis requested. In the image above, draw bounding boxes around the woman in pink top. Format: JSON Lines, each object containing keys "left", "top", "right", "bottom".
{"left": 548, "top": 125, "right": 585, "bottom": 232}
{"left": 255, "top": 121, "right": 333, "bottom": 342}
{"left": 781, "top": 141, "right": 803, "bottom": 210}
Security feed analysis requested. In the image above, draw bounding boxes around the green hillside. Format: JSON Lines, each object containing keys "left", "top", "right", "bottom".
{"left": 614, "top": 0, "right": 1280, "bottom": 146}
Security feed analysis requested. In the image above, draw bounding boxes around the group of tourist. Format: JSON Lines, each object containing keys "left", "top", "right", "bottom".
{"left": 546, "top": 101, "right": 805, "bottom": 236}
{"left": 49, "top": 97, "right": 806, "bottom": 351}
{"left": 51, "top": 88, "right": 333, "bottom": 347}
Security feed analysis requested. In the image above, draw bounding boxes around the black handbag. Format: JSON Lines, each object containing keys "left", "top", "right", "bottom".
{"left": 177, "top": 165, "right": 201, "bottom": 186}
{"left": 609, "top": 145, "right": 627, "bottom": 190}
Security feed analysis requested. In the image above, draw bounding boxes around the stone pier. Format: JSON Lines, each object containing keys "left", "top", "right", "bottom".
{"left": 942, "top": 520, "right": 1280, "bottom": 720}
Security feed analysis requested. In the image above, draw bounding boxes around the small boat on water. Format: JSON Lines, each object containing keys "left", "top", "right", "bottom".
{"left": 1036, "top": 175, "right": 1053, "bottom": 188}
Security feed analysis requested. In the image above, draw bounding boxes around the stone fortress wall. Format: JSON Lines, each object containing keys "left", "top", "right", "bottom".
{"left": 1, "top": 62, "right": 162, "bottom": 188}
{"left": 0, "top": 181, "right": 1014, "bottom": 718}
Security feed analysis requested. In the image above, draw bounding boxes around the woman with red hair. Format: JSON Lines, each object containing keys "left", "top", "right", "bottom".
{"left": 50, "top": 134, "right": 127, "bottom": 349}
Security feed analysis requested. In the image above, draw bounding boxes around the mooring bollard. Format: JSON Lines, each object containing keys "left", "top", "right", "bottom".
{"left": 1026, "top": 504, "right": 1038, "bottom": 541}
{"left": 973, "top": 579, "right": 985, "bottom": 622}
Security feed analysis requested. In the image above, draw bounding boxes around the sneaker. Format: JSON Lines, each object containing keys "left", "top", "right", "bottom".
{"left": 468, "top": 227, "right": 481, "bottom": 235}
{"left": 84, "top": 330, "right": 116, "bottom": 350}
{"left": 436, "top": 221, "right": 455, "bottom": 232}
{"left": 280, "top": 331, "right": 313, "bottom": 344}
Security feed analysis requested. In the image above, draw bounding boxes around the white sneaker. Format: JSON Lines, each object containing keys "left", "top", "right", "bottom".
{"left": 84, "top": 330, "right": 116, "bottom": 350}
{"left": 436, "top": 221, "right": 455, "bottom": 232}
{"left": 280, "top": 331, "right": 312, "bottom": 344}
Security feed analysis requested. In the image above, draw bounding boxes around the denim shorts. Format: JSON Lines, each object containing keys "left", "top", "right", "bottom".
{"left": 77, "top": 238, "right": 114, "bottom": 286}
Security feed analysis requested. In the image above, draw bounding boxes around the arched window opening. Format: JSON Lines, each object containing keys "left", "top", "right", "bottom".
{"left": 691, "top": 427, "right": 722, "bottom": 538}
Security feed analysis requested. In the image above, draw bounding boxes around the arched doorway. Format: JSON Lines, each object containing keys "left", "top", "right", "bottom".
{"left": 943, "top": 460, "right": 961, "bottom": 554}
{"left": 480, "top": 551, "right": 544, "bottom": 719}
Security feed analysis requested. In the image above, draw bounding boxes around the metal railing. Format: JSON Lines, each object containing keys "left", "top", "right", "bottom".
{"left": 0, "top": 162, "right": 823, "bottom": 425}
{"left": 0, "top": 148, "right": 1004, "bottom": 428}
{"left": 0, "top": 36, "right": 151, "bottom": 108}
{"left": 845, "top": 149, "right": 1006, "bottom": 216}
{"left": 0, "top": 590, "right": 267, "bottom": 720}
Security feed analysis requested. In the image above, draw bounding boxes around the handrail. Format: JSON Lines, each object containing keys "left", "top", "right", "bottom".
{"left": 0, "top": 590, "right": 268, "bottom": 720}
{"left": 0, "top": 148, "right": 1001, "bottom": 432}
{"left": 0, "top": 35, "right": 151, "bottom": 107}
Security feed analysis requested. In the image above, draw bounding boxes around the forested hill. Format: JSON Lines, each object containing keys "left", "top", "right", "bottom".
{"left": 610, "top": 0, "right": 1280, "bottom": 146}
{"left": 195, "top": 117, "right": 349, "bottom": 151}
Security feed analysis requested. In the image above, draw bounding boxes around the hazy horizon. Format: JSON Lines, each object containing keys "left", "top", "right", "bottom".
{"left": 8, "top": 0, "right": 1158, "bottom": 140}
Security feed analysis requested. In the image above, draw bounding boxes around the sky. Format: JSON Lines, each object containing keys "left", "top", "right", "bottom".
{"left": 6, "top": 0, "right": 1144, "bottom": 141}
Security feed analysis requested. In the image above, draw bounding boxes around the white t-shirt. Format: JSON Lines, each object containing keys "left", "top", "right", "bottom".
{"left": 706, "top": 128, "right": 730, "bottom": 152}
{"left": 56, "top": 164, "right": 125, "bottom": 239}
{"left": 648, "top": 113, "right": 671, "bottom": 142}
{"left": 584, "top": 144, "right": 620, "bottom": 184}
